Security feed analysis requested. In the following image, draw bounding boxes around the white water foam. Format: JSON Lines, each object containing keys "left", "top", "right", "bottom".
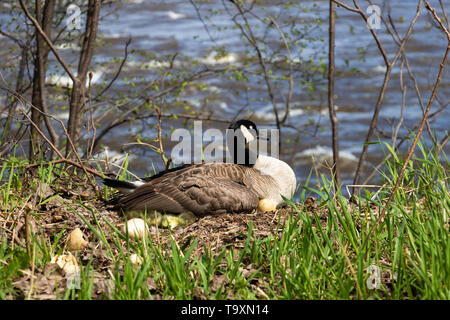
{"left": 296, "top": 145, "right": 358, "bottom": 166}
{"left": 46, "top": 68, "right": 104, "bottom": 88}
{"left": 166, "top": 11, "right": 187, "bottom": 20}
{"left": 199, "top": 52, "right": 239, "bottom": 65}
{"left": 253, "top": 104, "right": 304, "bottom": 121}
{"left": 92, "top": 146, "right": 136, "bottom": 164}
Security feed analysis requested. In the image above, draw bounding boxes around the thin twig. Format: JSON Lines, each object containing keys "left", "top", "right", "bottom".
{"left": 155, "top": 106, "right": 172, "bottom": 170}
{"left": 93, "top": 37, "right": 132, "bottom": 100}
{"left": 333, "top": 0, "right": 423, "bottom": 192}
{"left": 386, "top": 10, "right": 437, "bottom": 146}
{"left": 328, "top": 0, "right": 341, "bottom": 189}
{"left": 364, "top": 0, "right": 449, "bottom": 242}
{"left": 20, "top": 110, "right": 103, "bottom": 179}
{"left": 392, "top": 59, "right": 406, "bottom": 147}
{"left": 268, "top": 16, "right": 293, "bottom": 126}
{"left": 87, "top": 72, "right": 96, "bottom": 159}
{"left": 18, "top": 0, "right": 77, "bottom": 82}
{"left": 229, "top": 0, "right": 281, "bottom": 139}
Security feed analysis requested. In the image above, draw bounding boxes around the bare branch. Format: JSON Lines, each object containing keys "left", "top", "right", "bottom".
{"left": 392, "top": 59, "right": 406, "bottom": 147}
{"left": 328, "top": 0, "right": 341, "bottom": 188}
{"left": 364, "top": 0, "right": 450, "bottom": 243}
{"left": 18, "top": 0, "right": 77, "bottom": 82}
{"left": 228, "top": 0, "right": 281, "bottom": 136}
{"left": 334, "top": 0, "right": 423, "bottom": 191}
{"left": 332, "top": 0, "right": 389, "bottom": 65}
{"left": 93, "top": 37, "right": 132, "bottom": 100}
{"left": 268, "top": 16, "right": 293, "bottom": 126}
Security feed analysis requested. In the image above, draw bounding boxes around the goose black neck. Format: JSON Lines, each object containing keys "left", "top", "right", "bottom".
{"left": 232, "top": 137, "right": 257, "bottom": 167}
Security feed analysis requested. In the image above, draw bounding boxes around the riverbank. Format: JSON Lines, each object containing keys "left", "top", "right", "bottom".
{"left": 0, "top": 142, "right": 448, "bottom": 299}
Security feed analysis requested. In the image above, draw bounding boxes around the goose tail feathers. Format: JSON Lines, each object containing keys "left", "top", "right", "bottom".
{"left": 103, "top": 178, "right": 141, "bottom": 194}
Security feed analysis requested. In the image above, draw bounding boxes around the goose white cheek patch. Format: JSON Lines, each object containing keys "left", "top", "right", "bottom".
{"left": 240, "top": 125, "right": 256, "bottom": 143}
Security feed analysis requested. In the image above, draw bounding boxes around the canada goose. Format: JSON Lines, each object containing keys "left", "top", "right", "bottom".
{"left": 103, "top": 120, "right": 296, "bottom": 225}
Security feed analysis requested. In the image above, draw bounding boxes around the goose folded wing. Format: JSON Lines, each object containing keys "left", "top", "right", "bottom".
{"left": 117, "top": 175, "right": 259, "bottom": 216}
{"left": 242, "top": 170, "right": 280, "bottom": 199}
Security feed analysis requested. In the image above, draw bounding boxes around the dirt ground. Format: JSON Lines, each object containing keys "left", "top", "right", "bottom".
{"left": 1, "top": 175, "right": 327, "bottom": 299}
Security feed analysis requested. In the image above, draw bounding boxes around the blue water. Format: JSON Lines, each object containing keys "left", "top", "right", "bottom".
{"left": 0, "top": 0, "right": 448, "bottom": 188}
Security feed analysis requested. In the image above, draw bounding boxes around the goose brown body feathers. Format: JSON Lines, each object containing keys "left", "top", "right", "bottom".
{"left": 103, "top": 119, "right": 297, "bottom": 218}
{"left": 113, "top": 162, "right": 279, "bottom": 217}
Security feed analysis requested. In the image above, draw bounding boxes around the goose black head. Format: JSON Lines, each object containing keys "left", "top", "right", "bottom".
{"left": 227, "top": 119, "right": 259, "bottom": 167}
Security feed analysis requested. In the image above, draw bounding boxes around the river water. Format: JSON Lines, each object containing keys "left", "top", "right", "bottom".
{"left": 0, "top": 0, "right": 448, "bottom": 191}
